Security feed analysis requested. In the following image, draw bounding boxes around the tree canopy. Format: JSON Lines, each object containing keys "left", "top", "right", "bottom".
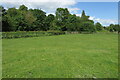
{"left": 1, "top": 5, "right": 119, "bottom": 33}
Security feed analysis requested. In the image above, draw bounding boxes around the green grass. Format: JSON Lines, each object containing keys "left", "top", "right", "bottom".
{"left": 2, "top": 33, "right": 118, "bottom": 78}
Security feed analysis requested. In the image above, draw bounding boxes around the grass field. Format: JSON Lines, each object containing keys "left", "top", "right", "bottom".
{"left": 2, "top": 33, "right": 118, "bottom": 78}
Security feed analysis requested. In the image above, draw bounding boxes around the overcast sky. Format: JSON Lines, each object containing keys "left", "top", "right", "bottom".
{"left": 0, "top": 0, "right": 119, "bottom": 26}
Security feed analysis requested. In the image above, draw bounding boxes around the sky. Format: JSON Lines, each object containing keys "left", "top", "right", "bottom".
{"left": 71, "top": 2, "right": 118, "bottom": 26}
{"left": 0, "top": 0, "right": 119, "bottom": 26}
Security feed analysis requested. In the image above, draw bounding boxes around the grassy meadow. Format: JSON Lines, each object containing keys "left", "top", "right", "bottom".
{"left": 2, "top": 33, "right": 118, "bottom": 78}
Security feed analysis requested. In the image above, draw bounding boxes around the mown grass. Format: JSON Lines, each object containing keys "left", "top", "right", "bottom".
{"left": 2, "top": 33, "right": 118, "bottom": 78}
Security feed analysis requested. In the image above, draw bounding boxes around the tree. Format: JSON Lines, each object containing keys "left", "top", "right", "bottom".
{"left": 56, "top": 8, "right": 70, "bottom": 21}
{"left": 55, "top": 8, "right": 70, "bottom": 31}
{"left": 19, "top": 5, "right": 28, "bottom": 11}
{"left": 95, "top": 22, "right": 103, "bottom": 31}
{"left": 44, "top": 14, "right": 55, "bottom": 30}
{"left": 80, "top": 10, "right": 94, "bottom": 23}
{"left": 107, "top": 24, "right": 120, "bottom": 33}
{"left": 0, "top": 6, "right": 10, "bottom": 32}
{"left": 2, "top": 5, "right": 107, "bottom": 33}
{"left": 0, "top": 6, "right": 6, "bottom": 17}
{"left": 6, "top": 7, "right": 20, "bottom": 31}
{"left": 24, "top": 11, "right": 36, "bottom": 31}
{"left": 66, "top": 14, "right": 79, "bottom": 31}
{"left": 79, "top": 22, "right": 96, "bottom": 33}
{"left": 112, "top": 24, "right": 119, "bottom": 32}
{"left": 81, "top": 10, "right": 89, "bottom": 21}
{"left": 30, "top": 9, "right": 46, "bottom": 31}
{"left": 2, "top": 15, "right": 10, "bottom": 32}
{"left": 108, "top": 24, "right": 114, "bottom": 32}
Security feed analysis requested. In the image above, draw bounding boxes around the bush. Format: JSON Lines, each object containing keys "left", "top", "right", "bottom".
{"left": 79, "top": 22, "right": 96, "bottom": 33}
{"left": 2, "top": 31, "right": 65, "bottom": 39}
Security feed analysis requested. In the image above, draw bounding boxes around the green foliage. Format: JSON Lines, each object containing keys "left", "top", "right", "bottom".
{"left": 56, "top": 8, "right": 70, "bottom": 22}
{"left": 55, "top": 8, "right": 70, "bottom": 31}
{"left": 19, "top": 5, "right": 28, "bottom": 11}
{"left": 44, "top": 14, "right": 55, "bottom": 30}
{"left": 79, "top": 22, "right": 96, "bottom": 33}
{"left": 30, "top": 9, "right": 46, "bottom": 31}
{"left": 107, "top": 24, "right": 120, "bottom": 32}
{"left": 5, "top": 8, "right": 19, "bottom": 31}
{"left": 66, "top": 14, "right": 79, "bottom": 31}
{"left": 2, "top": 15, "right": 10, "bottom": 31}
{"left": 2, "top": 31, "right": 65, "bottom": 39}
{"left": 95, "top": 22, "right": 103, "bottom": 31}
{"left": 1, "top": 5, "right": 107, "bottom": 33}
{"left": 81, "top": 10, "right": 90, "bottom": 21}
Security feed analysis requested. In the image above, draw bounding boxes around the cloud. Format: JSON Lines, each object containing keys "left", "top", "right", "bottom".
{"left": 75, "top": 0, "right": 119, "bottom": 2}
{"left": 89, "top": 16, "right": 118, "bottom": 26}
{"left": 0, "top": 0, "right": 117, "bottom": 26}
{"left": 0, "top": 0, "right": 77, "bottom": 13}
{"left": 89, "top": 16, "right": 95, "bottom": 20}
{"left": 0, "top": 0, "right": 82, "bottom": 17}
{"left": 46, "top": 8, "right": 81, "bottom": 16}
{"left": 46, "top": 13, "right": 55, "bottom": 16}
{"left": 68, "top": 8, "right": 80, "bottom": 14}
{"left": 75, "top": 14, "right": 81, "bottom": 17}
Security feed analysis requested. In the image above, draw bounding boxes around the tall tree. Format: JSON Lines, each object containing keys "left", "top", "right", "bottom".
{"left": 95, "top": 22, "right": 103, "bottom": 31}
{"left": 79, "top": 22, "right": 96, "bottom": 33}
{"left": 81, "top": 10, "right": 89, "bottom": 21}
{"left": 66, "top": 14, "right": 79, "bottom": 31}
{"left": 44, "top": 14, "right": 55, "bottom": 30}
{"left": 30, "top": 9, "right": 46, "bottom": 31}
{"left": 80, "top": 10, "right": 94, "bottom": 23}
{"left": 55, "top": 8, "right": 70, "bottom": 31}
{"left": 6, "top": 7, "right": 20, "bottom": 31}
{"left": 19, "top": 5, "right": 28, "bottom": 11}
{"left": 1, "top": 6, "right": 11, "bottom": 32}
{"left": 24, "top": 11, "right": 36, "bottom": 31}
{"left": 108, "top": 24, "right": 114, "bottom": 32}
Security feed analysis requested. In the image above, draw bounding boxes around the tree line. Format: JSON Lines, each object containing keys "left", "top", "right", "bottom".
{"left": 0, "top": 5, "right": 119, "bottom": 33}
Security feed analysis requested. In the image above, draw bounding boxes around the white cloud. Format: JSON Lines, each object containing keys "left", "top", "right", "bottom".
{"left": 68, "top": 8, "right": 80, "bottom": 14}
{"left": 75, "top": 14, "right": 81, "bottom": 17}
{"left": 46, "top": 13, "right": 55, "bottom": 16}
{"left": 89, "top": 16, "right": 118, "bottom": 26}
{"left": 0, "top": 0, "right": 117, "bottom": 26}
{"left": 0, "top": 0, "right": 77, "bottom": 13}
{"left": 75, "top": 0, "right": 119, "bottom": 2}
{"left": 0, "top": 0, "right": 82, "bottom": 17}
{"left": 89, "top": 16, "right": 95, "bottom": 20}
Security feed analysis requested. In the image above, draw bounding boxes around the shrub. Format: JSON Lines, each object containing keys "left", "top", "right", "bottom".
{"left": 79, "top": 22, "right": 96, "bottom": 33}
{"left": 2, "top": 31, "right": 65, "bottom": 39}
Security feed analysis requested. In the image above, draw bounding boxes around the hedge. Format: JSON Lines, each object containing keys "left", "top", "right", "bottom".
{"left": 2, "top": 31, "right": 65, "bottom": 39}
